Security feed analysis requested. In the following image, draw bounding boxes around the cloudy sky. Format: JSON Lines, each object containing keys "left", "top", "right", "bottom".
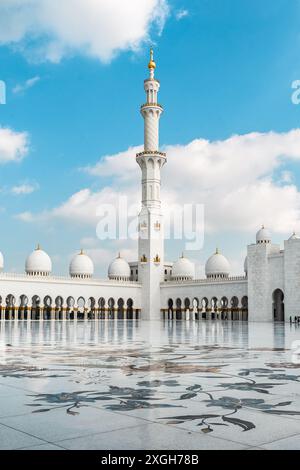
{"left": 1, "top": 0, "right": 300, "bottom": 277}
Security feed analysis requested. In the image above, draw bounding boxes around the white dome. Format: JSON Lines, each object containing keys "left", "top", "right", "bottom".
{"left": 108, "top": 254, "right": 130, "bottom": 281}
{"left": 25, "top": 245, "right": 52, "bottom": 276}
{"left": 256, "top": 226, "right": 271, "bottom": 244}
{"left": 205, "top": 249, "right": 230, "bottom": 279}
{"left": 172, "top": 255, "right": 195, "bottom": 281}
{"left": 0, "top": 251, "right": 3, "bottom": 272}
{"left": 70, "top": 250, "right": 94, "bottom": 278}
{"left": 244, "top": 256, "right": 248, "bottom": 274}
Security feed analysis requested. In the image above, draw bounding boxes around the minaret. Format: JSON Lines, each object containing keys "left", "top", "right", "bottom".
{"left": 136, "top": 49, "right": 167, "bottom": 320}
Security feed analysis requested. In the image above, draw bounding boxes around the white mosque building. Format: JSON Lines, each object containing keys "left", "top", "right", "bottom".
{"left": 0, "top": 51, "right": 298, "bottom": 323}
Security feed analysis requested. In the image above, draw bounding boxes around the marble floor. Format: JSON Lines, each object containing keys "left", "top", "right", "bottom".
{"left": 0, "top": 320, "right": 300, "bottom": 450}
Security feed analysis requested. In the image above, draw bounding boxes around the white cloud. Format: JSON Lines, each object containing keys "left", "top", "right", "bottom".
{"left": 17, "top": 129, "right": 300, "bottom": 233}
{"left": 0, "top": 127, "right": 29, "bottom": 164}
{"left": 16, "top": 129, "right": 300, "bottom": 276}
{"left": 175, "top": 9, "right": 189, "bottom": 20}
{"left": 15, "top": 211, "right": 35, "bottom": 222}
{"left": 0, "top": 0, "right": 169, "bottom": 63}
{"left": 13, "top": 76, "right": 40, "bottom": 94}
{"left": 11, "top": 182, "right": 39, "bottom": 195}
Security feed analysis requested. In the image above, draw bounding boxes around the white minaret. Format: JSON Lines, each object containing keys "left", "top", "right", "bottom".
{"left": 137, "top": 49, "right": 167, "bottom": 320}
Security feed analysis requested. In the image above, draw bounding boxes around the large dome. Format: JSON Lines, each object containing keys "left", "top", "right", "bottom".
{"left": 256, "top": 226, "right": 271, "bottom": 244}
{"left": 0, "top": 251, "right": 3, "bottom": 272}
{"left": 172, "top": 255, "right": 195, "bottom": 281}
{"left": 25, "top": 245, "right": 52, "bottom": 276}
{"left": 108, "top": 254, "right": 130, "bottom": 281}
{"left": 205, "top": 249, "right": 230, "bottom": 279}
{"left": 70, "top": 250, "right": 94, "bottom": 278}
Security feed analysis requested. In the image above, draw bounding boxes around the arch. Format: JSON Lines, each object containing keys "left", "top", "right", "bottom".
{"left": 117, "top": 298, "right": 124, "bottom": 319}
{"left": 201, "top": 297, "right": 209, "bottom": 319}
{"left": 192, "top": 297, "right": 199, "bottom": 319}
{"left": 77, "top": 297, "right": 85, "bottom": 320}
{"left": 108, "top": 297, "right": 115, "bottom": 319}
{"left": 98, "top": 297, "right": 105, "bottom": 319}
{"left": 220, "top": 296, "right": 229, "bottom": 320}
{"left": 55, "top": 296, "right": 63, "bottom": 307}
{"left": 241, "top": 295, "right": 248, "bottom": 322}
{"left": 31, "top": 295, "right": 41, "bottom": 320}
{"left": 88, "top": 297, "right": 96, "bottom": 319}
{"left": 230, "top": 296, "right": 239, "bottom": 321}
{"left": 43, "top": 295, "right": 52, "bottom": 320}
{"left": 55, "top": 296, "right": 64, "bottom": 320}
{"left": 44, "top": 295, "right": 52, "bottom": 307}
{"left": 67, "top": 296, "right": 75, "bottom": 320}
{"left": 6, "top": 294, "right": 15, "bottom": 306}
{"left": 167, "top": 298, "right": 174, "bottom": 320}
{"left": 5, "top": 294, "right": 16, "bottom": 320}
{"left": 18, "top": 295, "right": 28, "bottom": 320}
{"left": 273, "top": 289, "right": 284, "bottom": 322}
{"left": 211, "top": 297, "right": 218, "bottom": 320}
{"left": 127, "top": 298, "right": 134, "bottom": 319}
{"left": 175, "top": 298, "right": 182, "bottom": 320}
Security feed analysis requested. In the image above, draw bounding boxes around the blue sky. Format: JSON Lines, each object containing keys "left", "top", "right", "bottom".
{"left": 1, "top": 0, "right": 300, "bottom": 276}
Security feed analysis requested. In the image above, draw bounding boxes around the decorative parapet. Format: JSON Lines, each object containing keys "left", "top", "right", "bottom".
{"left": 0, "top": 272, "right": 141, "bottom": 286}
{"left": 140, "top": 103, "right": 163, "bottom": 110}
{"left": 136, "top": 151, "right": 166, "bottom": 158}
{"left": 161, "top": 275, "right": 247, "bottom": 286}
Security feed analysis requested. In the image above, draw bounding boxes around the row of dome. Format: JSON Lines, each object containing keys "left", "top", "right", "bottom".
{"left": 0, "top": 246, "right": 131, "bottom": 280}
{"left": 0, "top": 245, "right": 232, "bottom": 280}
{"left": 0, "top": 227, "right": 298, "bottom": 281}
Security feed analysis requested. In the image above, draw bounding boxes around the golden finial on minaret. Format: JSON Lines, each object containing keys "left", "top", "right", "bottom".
{"left": 148, "top": 48, "right": 156, "bottom": 70}
{"left": 80, "top": 248, "right": 84, "bottom": 255}
{"left": 36, "top": 243, "right": 41, "bottom": 251}
{"left": 216, "top": 247, "right": 219, "bottom": 255}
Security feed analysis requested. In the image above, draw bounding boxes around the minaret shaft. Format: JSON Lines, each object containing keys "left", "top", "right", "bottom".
{"left": 136, "top": 50, "right": 167, "bottom": 320}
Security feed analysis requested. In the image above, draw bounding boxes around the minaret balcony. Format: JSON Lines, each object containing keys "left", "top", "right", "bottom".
{"left": 140, "top": 103, "right": 163, "bottom": 110}
{"left": 136, "top": 150, "right": 166, "bottom": 158}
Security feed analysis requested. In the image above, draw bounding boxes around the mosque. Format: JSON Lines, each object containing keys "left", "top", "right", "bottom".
{"left": 0, "top": 51, "right": 298, "bottom": 323}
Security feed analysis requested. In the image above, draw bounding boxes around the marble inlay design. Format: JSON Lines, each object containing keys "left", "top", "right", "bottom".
{"left": 0, "top": 321, "right": 300, "bottom": 449}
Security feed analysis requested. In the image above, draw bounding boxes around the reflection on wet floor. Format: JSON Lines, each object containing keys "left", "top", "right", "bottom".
{"left": 0, "top": 320, "right": 299, "bottom": 450}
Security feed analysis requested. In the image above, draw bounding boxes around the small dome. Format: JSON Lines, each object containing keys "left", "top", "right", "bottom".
{"left": 205, "top": 249, "right": 230, "bottom": 279}
{"left": 244, "top": 256, "right": 248, "bottom": 274}
{"left": 108, "top": 254, "right": 130, "bottom": 281}
{"left": 0, "top": 251, "right": 3, "bottom": 272}
{"left": 256, "top": 226, "right": 271, "bottom": 244}
{"left": 70, "top": 250, "right": 94, "bottom": 278}
{"left": 25, "top": 245, "right": 52, "bottom": 276}
{"left": 172, "top": 254, "right": 195, "bottom": 281}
